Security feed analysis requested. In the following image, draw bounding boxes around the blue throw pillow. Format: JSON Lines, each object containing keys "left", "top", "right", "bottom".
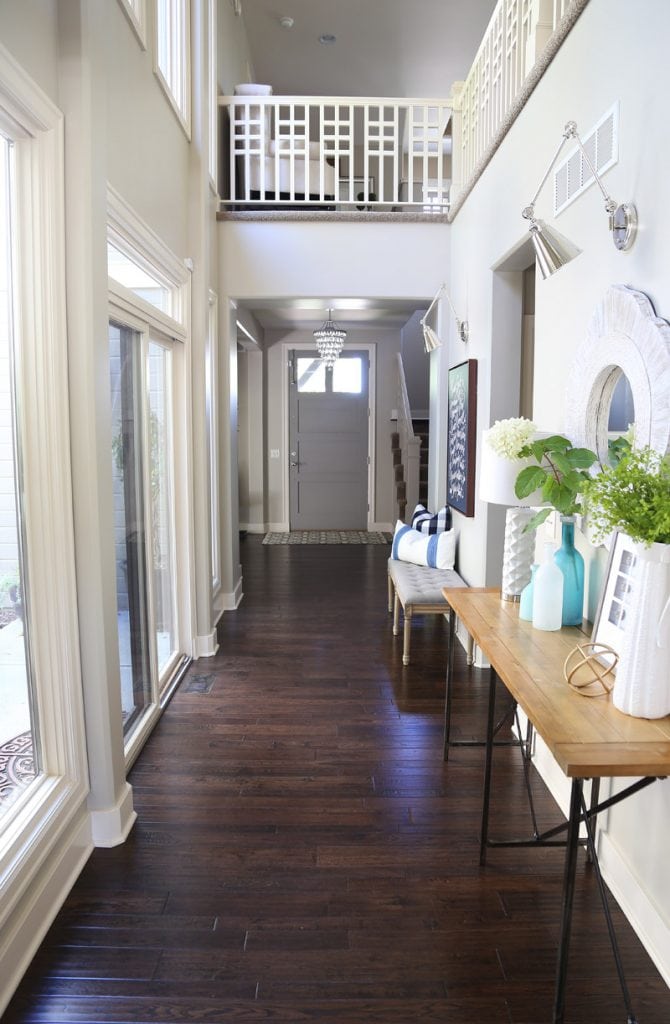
{"left": 392, "top": 521, "right": 456, "bottom": 569}
{"left": 410, "top": 503, "right": 452, "bottom": 535}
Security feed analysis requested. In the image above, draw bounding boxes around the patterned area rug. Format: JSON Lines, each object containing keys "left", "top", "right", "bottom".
{"left": 263, "top": 530, "right": 390, "bottom": 545}
{"left": 0, "top": 731, "right": 36, "bottom": 806}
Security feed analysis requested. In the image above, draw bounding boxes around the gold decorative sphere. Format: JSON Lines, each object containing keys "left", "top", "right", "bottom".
{"left": 563, "top": 643, "right": 619, "bottom": 697}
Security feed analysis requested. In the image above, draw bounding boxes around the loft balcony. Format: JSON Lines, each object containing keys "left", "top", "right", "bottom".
{"left": 217, "top": 1, "right": 583, "bottom": 221}
{"left": 217, "top": 92, "right": 452, "bottom": 218}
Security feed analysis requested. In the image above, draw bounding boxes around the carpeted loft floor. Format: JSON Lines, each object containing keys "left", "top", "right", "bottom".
{"left": 262, "top": 530, "right": 390, "bottom": 545}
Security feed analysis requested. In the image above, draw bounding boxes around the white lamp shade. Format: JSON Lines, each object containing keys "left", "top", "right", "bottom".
{"left": 479, "top": 429, "right": 545, "bottom": 507}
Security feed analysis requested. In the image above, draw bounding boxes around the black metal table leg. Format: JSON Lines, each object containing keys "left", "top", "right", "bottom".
{"left": 443, "top": 607, "right": 457, "bottom": 760}
{"left": 479, "top": 667, "right": 497, "bottom": 866}
{"left": 553, "top": 778, "right": 584, "bottom": 1024}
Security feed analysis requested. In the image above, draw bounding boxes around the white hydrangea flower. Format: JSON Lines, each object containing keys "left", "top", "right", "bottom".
{"left": 486, "top": 417, "right": 537, "bottom": 460}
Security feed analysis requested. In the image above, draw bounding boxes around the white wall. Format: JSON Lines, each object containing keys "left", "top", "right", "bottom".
{"left": 400, "top": 310, "right": 430, "bottom": 416}
{"left": 449, "top": 0, "right": 670, "bottom": 981}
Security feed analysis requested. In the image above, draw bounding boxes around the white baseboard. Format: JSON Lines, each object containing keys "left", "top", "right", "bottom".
{"left": 370, "top": 521, "right": 393, "bottom": 532}
{"left": 193, "top": 630, "right": 219, "bottom": 658}
{"left": 598, "top": 829, "right": 670, "bottom": 985}
{"left": 269, "top": 521, "right": 289, "bottom": 532}
{"left": 219, "top": 576, "right": 243, "bottom": 611}
{"left": 0, "top": 811, "right": 92, "bottom": 1018}
{"left": 239, "top": 522, "right": 266, "bottom": 534}
{"left": 528, "top": 728, "right": 670, "bottom": 985}
{"left": 89, "top": 781, "right": 137, "bottom": 848}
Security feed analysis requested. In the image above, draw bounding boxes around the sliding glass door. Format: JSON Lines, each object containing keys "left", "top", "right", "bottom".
{"left": 109, "top": 323, "right": 180, "bottom": 743}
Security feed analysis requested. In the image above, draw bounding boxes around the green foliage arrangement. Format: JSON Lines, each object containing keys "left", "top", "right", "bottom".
{"left": 514, "top": 434, "right": 598, "bottom": 532}
{"left": 582, "top": 445, "right": 670, "bottom": 545}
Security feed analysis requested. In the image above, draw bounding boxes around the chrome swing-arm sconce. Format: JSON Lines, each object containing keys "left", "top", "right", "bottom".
{"left": 421, "top": 283, "right": 469, "bottom": 352}
{"left": 522, "top": 120, "right": 637, "bottom": 278}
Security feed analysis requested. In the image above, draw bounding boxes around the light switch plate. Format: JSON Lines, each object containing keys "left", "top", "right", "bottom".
{"left": 270, "top": 449, "right": 280, "bottom": 459}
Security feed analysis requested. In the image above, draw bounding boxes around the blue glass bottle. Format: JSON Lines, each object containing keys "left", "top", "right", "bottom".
{"left": 519, "top": 564, "right": 538, "bottom": 621}
{"left": 554, "top": 516, "right": 584, "bottom": 626}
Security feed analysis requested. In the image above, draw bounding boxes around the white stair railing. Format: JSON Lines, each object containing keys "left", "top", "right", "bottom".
{"left": 449, "top": 0, "right": 587, "bottom": 207}
{"left": 218, "top": 96, "right": 451, "bottom": 211}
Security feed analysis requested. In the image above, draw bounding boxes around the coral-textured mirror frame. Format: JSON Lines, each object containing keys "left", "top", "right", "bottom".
{"left": 565, "top": 285, "right": 670, "bottom": 463}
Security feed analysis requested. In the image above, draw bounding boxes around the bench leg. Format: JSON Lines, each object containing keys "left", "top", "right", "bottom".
{"left": 403, "top": 610, "right": 412, "bottom": 665}
{"left": 393, "top": 593, "right": 401, "bottom": 636}
{"left": 387, "top": 573, "right": 394, "bottom": 614}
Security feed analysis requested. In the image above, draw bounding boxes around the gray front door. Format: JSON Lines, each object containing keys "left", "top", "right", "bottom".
{"left": 289, "top": 350, "right": 369, "bottom": 529}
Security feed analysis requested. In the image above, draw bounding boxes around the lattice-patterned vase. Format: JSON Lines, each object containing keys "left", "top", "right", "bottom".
{"left": 613, "top": 541, "right": 670, "bottom": 719}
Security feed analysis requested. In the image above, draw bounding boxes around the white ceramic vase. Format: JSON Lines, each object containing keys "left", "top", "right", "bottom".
{"left": 612, "top": 541, "right": 670, "bottom": 719}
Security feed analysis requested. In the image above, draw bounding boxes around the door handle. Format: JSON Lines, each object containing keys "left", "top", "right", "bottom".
{"left": 290, "top": 460, "right": 300, "bottom": 468}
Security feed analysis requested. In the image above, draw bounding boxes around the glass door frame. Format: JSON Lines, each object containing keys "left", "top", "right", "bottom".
{"left": 108, "top": 293, "right": 192, "bottom": 765}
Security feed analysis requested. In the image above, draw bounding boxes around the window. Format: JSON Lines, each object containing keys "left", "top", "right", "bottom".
{"left": 206, "top": 291, "right": 220, "bottom": 593}
{"left": 0, "top": 137, "right": 38, "bottom": 822}
{"left": 0, "top": 42, "right": 87, "bottom": 908}
{"left": 208, "top": 0, "right": 217, "bottom": 188}
{"left": 155, "top": 0, "right": 191, "bottom": 135}
{"left": 107, "top": 187, "right": 191, "bottom": 757}
{"left": 117, "top": 0, "right": 147, "bottom": 47}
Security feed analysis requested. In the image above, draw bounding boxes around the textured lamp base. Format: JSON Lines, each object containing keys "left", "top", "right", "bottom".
{"left": 501, "top": 507, "right": 536, "bottom": 601}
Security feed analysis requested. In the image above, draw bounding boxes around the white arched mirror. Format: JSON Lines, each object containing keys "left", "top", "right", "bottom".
{"left": 565, "top": 285, "right": 670, "bottom": 464}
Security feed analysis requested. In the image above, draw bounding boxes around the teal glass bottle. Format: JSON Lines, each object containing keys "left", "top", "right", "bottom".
{"left": 554, "top": 516, "right": 584, "bottom": 626}
{"left": 519, "top": 563, "right": 538, "bottom": 621}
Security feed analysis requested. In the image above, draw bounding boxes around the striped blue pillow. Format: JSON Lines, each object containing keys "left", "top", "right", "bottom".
{"left": 392, "top": 521, "right": 456, "bottom": 569}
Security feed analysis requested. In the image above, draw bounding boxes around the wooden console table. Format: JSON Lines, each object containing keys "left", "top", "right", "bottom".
{"left": 442, "top": 587, "right": 670, "bottom": 1024}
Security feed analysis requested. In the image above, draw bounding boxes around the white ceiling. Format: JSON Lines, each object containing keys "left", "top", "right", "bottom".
{"left": 235, "top": 0, "right": 496, "bottom": 336}
{"left": 240, "top": 0, "right": 497, "bottom": 99}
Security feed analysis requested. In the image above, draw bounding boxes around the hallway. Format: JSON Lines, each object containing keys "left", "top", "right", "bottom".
{"left": 5, "top": 538, "right": 669, "bottom": 1023}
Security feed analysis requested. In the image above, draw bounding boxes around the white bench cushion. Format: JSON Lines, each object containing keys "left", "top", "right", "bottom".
{"left": 388, "top": 559, "right": 466, "bottom": 610}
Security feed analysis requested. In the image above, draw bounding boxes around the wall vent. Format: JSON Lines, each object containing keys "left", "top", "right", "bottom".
{"left": 553, "top": 103, "right": 619, "bottom": 216}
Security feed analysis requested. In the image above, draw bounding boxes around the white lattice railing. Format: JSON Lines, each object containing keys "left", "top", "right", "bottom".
{"left": 218, "top": 95, "right": 451, "bottom": 211}
{"left": 450, "top": 0, "right": 577, "bottom": 203}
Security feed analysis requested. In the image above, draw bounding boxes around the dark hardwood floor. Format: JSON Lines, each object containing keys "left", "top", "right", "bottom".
{"left": 5, "top": 537, "right": 670, "bottom": 1022}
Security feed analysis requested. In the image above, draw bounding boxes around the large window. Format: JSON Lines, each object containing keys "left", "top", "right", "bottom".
{"left": 206, "top": 291, "right": 220, "bottom": 594}
{"left": 107, "top": 187, "right": 190, "bottom": 756}
{"left": 0, "top": 42, "right": 87, "bottom": 923}
{"left": 155, "top": 0, "right": 191, "bottom": 134}
{"left": 0, "top": 137, "right": 38, "bottom": 821}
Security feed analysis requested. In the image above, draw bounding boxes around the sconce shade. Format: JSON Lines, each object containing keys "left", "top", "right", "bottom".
{"left": 422, "top": 323, "right": 442, "bottom": 352}
{"left": 529, "top": 221, "right": 582, "bottom": 279}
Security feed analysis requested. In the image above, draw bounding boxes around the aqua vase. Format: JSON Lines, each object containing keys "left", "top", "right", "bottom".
{"left": 554, "top": 516, "right": 584, "bottom": 626}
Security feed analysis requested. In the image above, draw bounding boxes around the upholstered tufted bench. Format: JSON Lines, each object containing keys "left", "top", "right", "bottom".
{"left": 387, "top": 559, "right": 473, "bottom": 666}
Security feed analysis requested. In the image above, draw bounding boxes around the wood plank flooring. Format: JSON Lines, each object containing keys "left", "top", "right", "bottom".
{"left": 5, "top": 537, "right": 670, "bottom": 1022}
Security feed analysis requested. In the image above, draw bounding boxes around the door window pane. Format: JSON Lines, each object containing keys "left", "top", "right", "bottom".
{"left": 0, "top": 137, "right": 38, "bottom": 818}
{"left": 109, "top": 323, "right": 153, "bottom": 738}
{"left": 332, "top": 357, "right": 363, "bottom": 394}
{"left": 148, "top": 341, "right": 177, "bottom": 681}
{"left": 297, "top": 358, "right": 326, "bottom": 393}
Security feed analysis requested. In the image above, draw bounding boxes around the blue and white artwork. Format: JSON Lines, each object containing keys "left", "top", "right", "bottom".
{"left": 447, "top": 360, "right": 477, "bottom": 516}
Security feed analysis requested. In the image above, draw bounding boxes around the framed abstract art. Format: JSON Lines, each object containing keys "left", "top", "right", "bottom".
{"left": 447, "top": 359, "right": 477, "bottom": 517}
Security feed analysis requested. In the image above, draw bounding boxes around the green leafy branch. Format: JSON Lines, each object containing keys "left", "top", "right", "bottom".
{"left": 514, "top": 434, "right": 598, "bottom": 532}
{"left": 582, "top": 446, "right": 670, "bottom": 545}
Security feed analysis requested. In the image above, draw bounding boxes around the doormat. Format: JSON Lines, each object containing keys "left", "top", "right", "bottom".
{"left": 263, "top": 530, "right": 390, "bottom": 545}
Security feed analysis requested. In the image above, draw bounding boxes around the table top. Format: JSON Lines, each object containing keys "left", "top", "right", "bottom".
{"left": 443, "top": 587, "right": 670, "bottom": 778}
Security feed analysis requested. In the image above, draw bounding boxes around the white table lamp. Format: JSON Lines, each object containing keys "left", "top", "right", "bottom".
{"left": 479, "top": 430, "right": 545, "bottom": 601}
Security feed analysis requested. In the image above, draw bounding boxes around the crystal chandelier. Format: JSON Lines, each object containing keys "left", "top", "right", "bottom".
{"left": 313, "top": 308, "right": 346, "bottom": 368}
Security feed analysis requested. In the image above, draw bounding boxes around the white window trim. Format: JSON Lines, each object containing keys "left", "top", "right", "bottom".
{"left": 116, "top": 0, "right": 147, "bottom": 49}
{"left": 0, "top": 43, "right": 89, "bottom": 932}
{"left": 208, "top": 0, "right": 218, "bottom": 191}
{"left": 154, "top": 0, "right": 192, "bottom": 139}
{"left": 207, "top": 290, "right": 221, "bottom": 594}
{"left": 106, "top": 189, "right": 195, "bottom": 767}
{"left": 107, "top": 184, "right": 189, "bottom": 338}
